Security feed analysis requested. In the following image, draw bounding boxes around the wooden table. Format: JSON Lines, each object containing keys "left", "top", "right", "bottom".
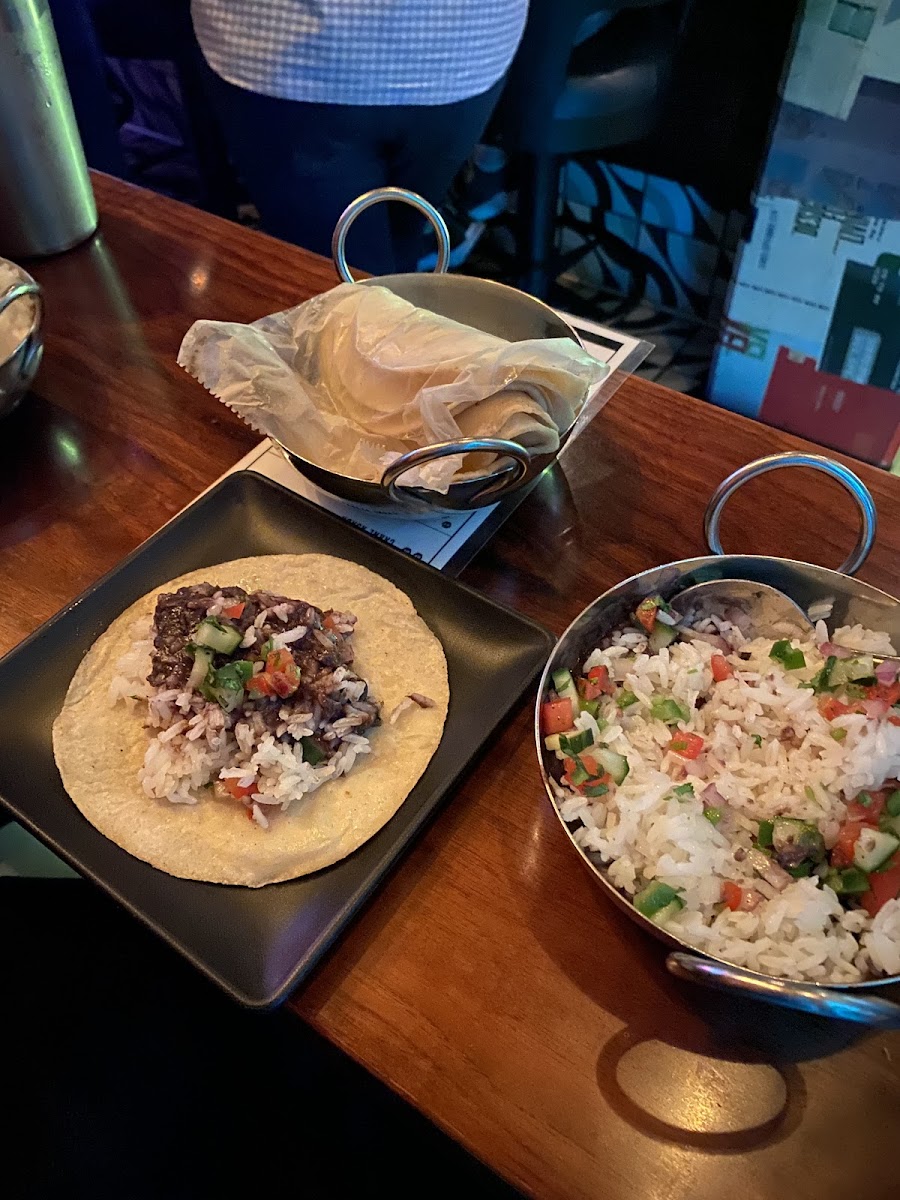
{"left": 9, "top": 173, "right": 900, "bottom": 1200}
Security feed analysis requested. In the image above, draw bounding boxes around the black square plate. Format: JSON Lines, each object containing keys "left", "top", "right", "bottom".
{"left": 0, "top": 472, "right": 552, "bottom": 1007}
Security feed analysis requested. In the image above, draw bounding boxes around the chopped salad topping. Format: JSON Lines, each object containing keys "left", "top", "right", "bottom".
{"left": 542, "top": 590, "right": 900, "bottom": 964}
{"left": 141, "top": 583, "right": 381, "bottom": 823}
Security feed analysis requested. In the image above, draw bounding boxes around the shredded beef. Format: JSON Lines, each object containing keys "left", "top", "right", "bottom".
{"left": 147, "top": 584, "right": 366, "bottom": 727}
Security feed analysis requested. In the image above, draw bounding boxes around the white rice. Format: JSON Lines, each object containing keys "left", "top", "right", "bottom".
{"left": 555, "top": 621, "right": 900, "bottom": 983}
{"left": 108, "top": 619, "right": 374, "bottom": 820}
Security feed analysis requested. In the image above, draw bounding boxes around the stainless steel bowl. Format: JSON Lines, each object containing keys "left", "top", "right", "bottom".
{"left": 535, "top": 453, "right": 900, "bottom": 1026}
{"left": 275, "top": 187, "right": 584, "bottom": 514}
{"left": 0, "top": 260, "right": 42, "bottom": 418}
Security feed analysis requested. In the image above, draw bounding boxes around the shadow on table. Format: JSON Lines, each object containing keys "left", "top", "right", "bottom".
{"left": 462, "top": 423, "right": 643, "bottom": 625}
{"left": 519, "top": 793, "right": 899, "bottom": 1154}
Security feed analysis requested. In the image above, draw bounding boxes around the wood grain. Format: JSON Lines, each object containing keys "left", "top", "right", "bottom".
{"left": 7, "top": 173, "right": 900, "bottom": 1200}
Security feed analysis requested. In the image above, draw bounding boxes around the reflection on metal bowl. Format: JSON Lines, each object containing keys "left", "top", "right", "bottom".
{"left": 0, "top": 259, "right": 43, "bottom": 419}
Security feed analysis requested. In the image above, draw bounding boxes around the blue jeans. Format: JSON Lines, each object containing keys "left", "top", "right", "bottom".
{"left": 198, "top": 63, "right": 505, "bottom": 275}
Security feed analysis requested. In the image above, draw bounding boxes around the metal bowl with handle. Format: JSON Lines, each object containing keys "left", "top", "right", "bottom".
{"left": 275, "top": 187, "right": 585, "bottom": 513}
{"left": 535, "top": 452, "right": 900, "bottom": 1026}
{"left": 0, "top": 259, "right": 43, "bottom": 418}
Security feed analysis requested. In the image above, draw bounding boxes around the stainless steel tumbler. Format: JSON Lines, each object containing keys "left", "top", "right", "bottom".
{"left": 0, "top": 0, "right": 98, "bottom": 257}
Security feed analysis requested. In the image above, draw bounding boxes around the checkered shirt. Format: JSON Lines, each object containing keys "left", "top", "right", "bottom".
{"left": 191, "top": 1, "right": 528, "bottom": 106}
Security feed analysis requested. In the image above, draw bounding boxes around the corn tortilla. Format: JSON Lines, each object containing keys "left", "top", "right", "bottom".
{"left": 53, "top": 554, "right": 448, "bottom": 886}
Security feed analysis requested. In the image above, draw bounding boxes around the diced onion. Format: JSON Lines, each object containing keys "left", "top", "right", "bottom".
{"left": 875, "top": 659, "right": 899, "bottom": 685}
{"left": 818, "top": 642, "right": 853, "bottom": 660}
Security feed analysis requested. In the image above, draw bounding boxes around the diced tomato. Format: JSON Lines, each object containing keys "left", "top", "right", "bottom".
{"left": 668, "top": 732, "right": 704, "bottom": 759}
{"left": 861, "top": 856, "right": 900, "bottom": 917}
{"left": 831, "top": 820, "right": 865, "bottom": 869}
{"left": 821, "top": 696, "right": 857, "bottom": 721}
{"left": 322, "top": 612, "right": 339, "bottom": 632}
{"left": 845, "top": 790, "right": 886, "bottom": 824}
{"left": 890, "top": 716, "right": 900, "bottom": 727}
{"left": 578, "top": 677, "right": 605, "bottom": 702}
{"left": 722, "top": 882, "right": 761, "bottom": 911}
{"left": 563, "top": 758, "right": 613, "bottom": 792}
{"left": 266, "top": 648, "right": 294, "bottom": 674}
{"left": 247, "top": 673, "right": 275, "bottom": 697}
{"left": 561, "top": 756, "right": 600, "bottom": 779}
{"left": 541, "top": 698, "right": 574, "bottom": 734}
{"left": 635, "top": 597, "right": 659, "bottom": 633}
{"left": 711, "top": 655, "right": 733, "bottom": 682}
{"left": 866, "top": 681, "right": 900, "bottom": 707}
{"left": 222, "top": 602, "right": 245, "bottom": 619}
{"left": 269, "top": 668, "right": 300, "bottom": 698}
{"left": 586, "top": 665, "right": 614, "bottom": 694}
{"left": 222, "top": 776, "right": 255, "bottom": 800}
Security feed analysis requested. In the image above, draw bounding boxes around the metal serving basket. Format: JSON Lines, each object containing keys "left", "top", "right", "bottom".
{"left": 274, "top": 187, "right": 587, "bottom": 513}
{"left": 535, "top": 452, "right": 900, "bottom": 1027}
{"left": 0, "top": 259, "right": 43, "bottom": 419}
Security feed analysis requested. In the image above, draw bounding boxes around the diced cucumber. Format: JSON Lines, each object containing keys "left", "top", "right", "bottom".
{"left": 803, "top": 657, "right": 836, "bottom": 694}
{"left": 551, "top": 668, "right": 580, "bottom": 709}
{"left": 568, "top": 758, "right": 590, "bottom": 786}
{"left": 580, "top": 698, "right": 602, "bottom": 720}
{"left": 671, "top": 783, "right": 694, "bottom": 799}
{"left": 772, "top": 817, "right": 825, "bottom": 866}
{"left": 216, "top": 660, "right": 253, "bottom": 688}
{"left": 204, "top": 659, "right": 254, "bottom": 712}
{"left": 186, "top": 644, "right": 214, "bottom": 693}
{"left": 559, "top": 728, "right": 594, "bottom": 755}
{"left": 634, "top": 881, "right": 680, "bottom": 918}
{"left": 844, "top": 655, "right": 874, "bottom": 684}
{"left": 617, "top": 691, "right": 638, "bottom": 710}
{"left": 888, "top": 790, "right": 900, "bottom": 817}
{"left": 650, "top": 696, "right": 689, "bottom": 725}
{"left": 703, "top": 807, "right": 722, "bottom": 826}
{"left": 826, "top": 866, "right": 870, "bottom": 896}
{"left": 583, "top": 780, "right": 610, "bottom": 798}
{"left": 544, "top": 734, "right": 561, "bottom": 752}
{"left": 650, "top": 897, "right": 685, "bottom": 927}
{"left": 879, "top": 813, "right": 900, "bottom": 839}
{"left": 756, "top": 819, "right": 774, "bottom": 848}
{"left": 853, "top": 826, "right": 900, "bottom": 873}
{"left": 787, "top": 861, "right": 812, "bottom": 879}
{"left": 193, "top": 616, "right": 242, "bottom": 655}
{"left": 300, "top": 737, "right": 326, "bottom": 766}
{"left": 551, "top": 667, "right": 574, "bottom": 691}
{"left": 596, "top": 748, "right": 629, "bottom": 785}
{"left": 828, "top": 654, "right": 875, "bottom": 689}
{"left": 769, "top": 640, "right": 806, "bottom": 671}
{"left": 648, "top": 622, "right": 678, "bottom": 653}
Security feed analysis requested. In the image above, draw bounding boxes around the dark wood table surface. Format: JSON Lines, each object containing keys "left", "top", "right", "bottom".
{"left": 8, "top": 173, "right": 900, "bottom": 1200}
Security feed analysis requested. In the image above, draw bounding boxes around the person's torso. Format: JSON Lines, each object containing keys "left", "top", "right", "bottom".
{"left": 191, "top": 0, "right": 529, "bottom": 106}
